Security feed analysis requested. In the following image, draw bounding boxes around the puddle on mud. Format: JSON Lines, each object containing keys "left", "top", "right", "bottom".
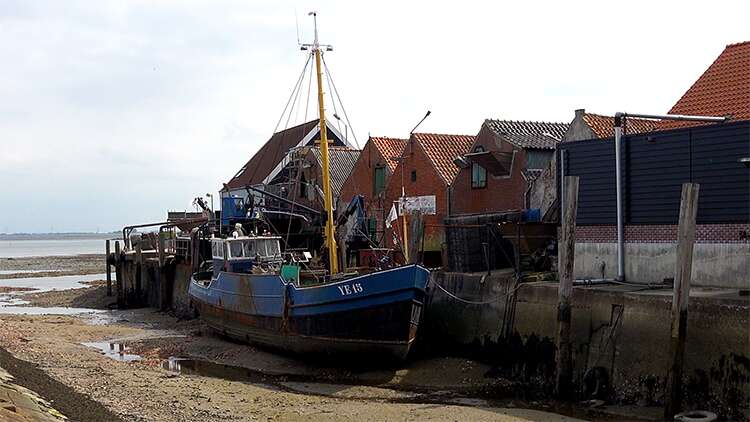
{"left": 0, "top": 273, "right": 113, "bottom": 319}
{"left": 0, "top": 306, "right": 106, "bottom": 316}
{"left": 162, "top": 357, "right": 275, "bottom": 383}
{"left": 82, "top": 342, "right": 142, "bottom": 362}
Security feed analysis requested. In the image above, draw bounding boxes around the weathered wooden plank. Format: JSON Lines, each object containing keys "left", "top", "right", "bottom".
{"left": 664, "top": 183, "right": 700, "bottom": 420}
{"left": 105, "top": 239, "right": 112, "bottom": 297}
{"left": 555, "top": 176, "right": 579, "bottom": 399}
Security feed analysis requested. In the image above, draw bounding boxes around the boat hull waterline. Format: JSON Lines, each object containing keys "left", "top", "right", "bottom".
{"left": 188, "top": 264, "right": 430, "bottom": 360}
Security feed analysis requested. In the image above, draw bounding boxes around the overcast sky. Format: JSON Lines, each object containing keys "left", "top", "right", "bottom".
{"left": 0, "top": 0, "right": 747, "bottom": 233}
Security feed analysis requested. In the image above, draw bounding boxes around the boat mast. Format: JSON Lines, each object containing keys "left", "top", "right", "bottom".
{"left": 305, "top": 12, "right": 338, "bottom": 275}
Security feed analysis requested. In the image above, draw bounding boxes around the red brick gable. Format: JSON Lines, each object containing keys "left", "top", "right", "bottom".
{"left": 411, "top": 133, "right": 475, "bottom": 185}
{"left": 370, "top": 137, "right": 407, "bottom": 173}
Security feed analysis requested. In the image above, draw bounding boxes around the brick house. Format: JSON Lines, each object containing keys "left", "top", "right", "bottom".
{"left": 338, "top": 136, "right": 406, "bottom": 245}
{"left": 563, "top": 41, "right": 750, "bottom": 288}
{"left": 383, "top": 133, "right": 474, "bottom": 266}
{"left": 451, "top": 119, "right": 569, "bottom": 215}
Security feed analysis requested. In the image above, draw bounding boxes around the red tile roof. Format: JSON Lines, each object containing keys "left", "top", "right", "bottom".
{"left": 370, "top": 137, "right": 407, "bottom": 172}
{"left": 660, "top": 41, "right": 750, "bottom": 130}
{"left": 412, "top": 133, "right": 475, "bottom": 184}
{"left": 583, "top": 113, "right": 657, "bottom": 138}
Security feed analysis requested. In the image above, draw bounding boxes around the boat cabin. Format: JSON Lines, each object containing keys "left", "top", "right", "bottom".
{"left": 211, "top": 236, "right": 283, "bottom": 275}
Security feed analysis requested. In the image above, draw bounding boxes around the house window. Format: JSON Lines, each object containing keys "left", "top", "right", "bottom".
{"left": 471, "top": 146, "right": 487, "bottom": 188}
{"left": 411, "top": 170, "right": 417, "bottom": 182}
{"left": 373, "top": 166, "right": 386, "bottom": 195}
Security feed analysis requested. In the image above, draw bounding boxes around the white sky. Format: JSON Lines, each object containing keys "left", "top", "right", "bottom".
{"left": 0, "top": 0, "right": 747, "bottom": 233}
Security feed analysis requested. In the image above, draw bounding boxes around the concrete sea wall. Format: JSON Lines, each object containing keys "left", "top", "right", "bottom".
{"left": 423, "top": 270, "right": 750, "bottom": 419}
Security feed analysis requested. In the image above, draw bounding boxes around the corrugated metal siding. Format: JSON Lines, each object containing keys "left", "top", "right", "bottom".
{"left": 559, "top": 120, "right": 750, "bottom": 225}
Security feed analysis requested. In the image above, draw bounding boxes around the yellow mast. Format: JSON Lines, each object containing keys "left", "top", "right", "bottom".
{"left": 309, "top": 12, "right": 338, "bottom": 275}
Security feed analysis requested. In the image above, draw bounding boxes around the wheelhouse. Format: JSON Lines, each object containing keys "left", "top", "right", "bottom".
{"left": 211, "top": 236, "right": 283, "bottom": 275}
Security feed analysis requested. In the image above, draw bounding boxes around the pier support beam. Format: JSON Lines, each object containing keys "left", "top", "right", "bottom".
{"left": 158, "top": 231, "right": 169, "bottom": 311}
{"left": 665, "top": 183, "right": 700, "bottom": 419}
{"left": 555, "top": 176, "right": 579, "bottom": 399}
{"left": 105, "top": 239, "right": 112, "bottom": 296}
{"left": 114, "top": 241, "right": 122, "bottom": 306}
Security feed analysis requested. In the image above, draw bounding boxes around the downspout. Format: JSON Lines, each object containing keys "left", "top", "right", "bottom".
{"left": 612, "top": 111, "right": 727, "bottom": 282}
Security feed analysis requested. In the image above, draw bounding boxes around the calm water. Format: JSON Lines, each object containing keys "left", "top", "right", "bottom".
{"left": 0, "top": 237, "right": 113, "bottom": 258}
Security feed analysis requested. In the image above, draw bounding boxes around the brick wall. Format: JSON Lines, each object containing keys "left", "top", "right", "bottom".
{"left": 452, "top": 124, "right": 529, "bottom": 214}
{"left": 339, "top": 140, "right": 391, "bottom": 245}
{"left": 575, "top": 223, "right": 750, "bottom": 244}
{"left": 384, "top": 140, "right": 448, "bottom": 252}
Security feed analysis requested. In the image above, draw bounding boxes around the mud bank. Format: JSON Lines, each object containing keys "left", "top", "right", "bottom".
{"left": 0, "top": 255, "right": 105, "bottom": 279}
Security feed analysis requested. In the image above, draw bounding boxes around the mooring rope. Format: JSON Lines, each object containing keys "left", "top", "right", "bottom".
{"left": 431, "top": 277, "right": 525, "bottom": 305}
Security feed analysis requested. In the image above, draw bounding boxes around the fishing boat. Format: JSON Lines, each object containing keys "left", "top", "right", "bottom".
{"left": 188, "top": 13, "right": 430, "bottom": 360}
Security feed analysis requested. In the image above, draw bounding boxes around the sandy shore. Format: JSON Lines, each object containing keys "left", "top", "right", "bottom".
{"left": 0, "top": 259, "right": 599, "bottom": 421}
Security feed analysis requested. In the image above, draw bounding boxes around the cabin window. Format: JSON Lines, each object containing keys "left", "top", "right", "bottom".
{"left": 211, "top": 241, "right": 224, "bottom": 259}
{"left": 471, "top": 146, "right": 487, "bottom": 189}
{"left": 373, "top": 166, "right": 386, "bottom": 195}
{"left": 229, "top": 241, "right": 244, "bottom": 258}
{"left": 410, "top": 170, "right": 417, "bottom": 182}
{"left": 264, "top": 239, "right": 281, "bottom": 257}
{"left": 243, "top": 240, "right": 257, "bottom": 257}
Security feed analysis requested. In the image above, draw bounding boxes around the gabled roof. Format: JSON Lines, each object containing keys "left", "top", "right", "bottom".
{"left": 660, "top": 41, "right": 750, "bottom": 130}
{"left": 485, "top": 119, "right": 569, "bottom": 149}
{"left": 225, "top": 120, "right": 320, "bottom": 191}
{"left": 309, "top": 147, "right": 361, "bottom": 198}
{"left": 582, "top": 113, "right": 657, "bottom": 138}
{"left": 370, "top": 137, "right": 407, "bottom": 172}
{"left": 412, "top": 133, "right": 475, "bottom": 184}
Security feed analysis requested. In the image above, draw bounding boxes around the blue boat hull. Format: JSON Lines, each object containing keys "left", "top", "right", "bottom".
{"left": 188, "top": 265, "right": 430, "bottom": 360}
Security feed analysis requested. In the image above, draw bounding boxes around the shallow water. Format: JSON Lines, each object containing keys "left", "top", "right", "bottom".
{"left": 0, "top": 306, "right": 106, "bottom": 316}
{"left": 0, "top": 269, "right": 59, "bottom": 275}
{"left": 82, "top": 342, "right": 141, "bottom": 362}
{"left": 0, "top": 273, "right": 111, "bottom": 293}
{"left": 0, "top": 273, "right": 113, "bottom": 317}
{"left": 0, "top": 238, "right": 111, "bottom": 258}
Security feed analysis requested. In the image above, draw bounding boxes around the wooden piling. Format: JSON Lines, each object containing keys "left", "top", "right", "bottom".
{"left": 157, "top": 231, "right": 169, "bottom": 311}
{"left": 664, "top": 183, "right": 700, "bottom": 420}
{"left": 105, "top": 239, "right": 112, "bottom": 296}
{"left": 555, "top": 175, "right": 579, "bottom": 399}
{"left": 114, "top": 241, "right": 122, "bottom": 302}
{"left": 135, "top": 242, "right": 143, "bottom": 301}
{"left": 408, "top": 211, "right": 424, "bottom": 264}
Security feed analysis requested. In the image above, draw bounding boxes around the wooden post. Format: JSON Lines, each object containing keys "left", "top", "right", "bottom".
{"left": 665, "top": 183, "right": 700, "bottom": 420}
{"left": 158, "top": 231, "right": 168, "bottom": 311}
{"left": 135, "top": 242, "right": 143, "bottom": 302}
{"left": 555, "top": 175, "right": 579, "bottom": 399}
{"left": 408, "top": 211, "right": 423, "bottom": 264}
{"left": 114, "top": 241, "right": 122, "bottom": 305}
{"left": 105, "top": 239, "right": 112, "bottom": 296}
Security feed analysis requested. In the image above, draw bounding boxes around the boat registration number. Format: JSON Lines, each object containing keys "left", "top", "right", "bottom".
{"left": 337, "top": 283, "right": 363, "bottom": 296}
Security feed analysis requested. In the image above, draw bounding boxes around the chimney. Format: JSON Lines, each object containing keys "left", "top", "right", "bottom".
{"left": 574, "top": 108, "right": 585, "bottom": 119}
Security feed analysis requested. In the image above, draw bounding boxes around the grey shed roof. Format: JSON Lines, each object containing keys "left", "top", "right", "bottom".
{"left": 485, "top": 119, "right": 569, "bottom": 150}
{"left": 310, "top": 147, "right": 361, "bottom": 198}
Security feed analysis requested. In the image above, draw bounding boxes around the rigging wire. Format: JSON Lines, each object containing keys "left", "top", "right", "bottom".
{"left": 273, "top": 54, "right": 311, "bottom": 134}
{"left": 304, "top": 53, "right": 314, "bottom": 123}
{"left": 322, "top": 57, "right": 342, "bottom": 135}
{"left": 431, "top": 277, "right": 526, "bottom": 305}
{"left": 286, "top": 58, "right": 308, "bottom": 129}
{"left": 321, "top": 55, "right": 360, "bottom": 148}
